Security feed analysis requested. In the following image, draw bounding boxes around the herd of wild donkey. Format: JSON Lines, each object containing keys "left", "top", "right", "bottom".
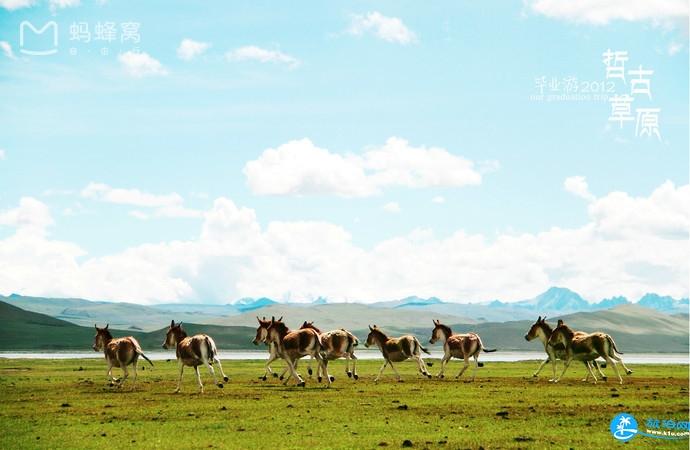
{"left": 92, "top": 316, "right": 633, "bottom": 393}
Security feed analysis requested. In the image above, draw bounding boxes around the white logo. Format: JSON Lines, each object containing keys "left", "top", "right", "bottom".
{"left": 19, "top": 21, "right": 59, "bottom": 56}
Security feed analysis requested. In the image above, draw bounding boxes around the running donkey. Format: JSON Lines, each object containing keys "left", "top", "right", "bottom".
{"left": 429, "top": 319, "right": 496, "bottom": 380}
{"left": 548, "top": 319, "right": 633, "bottom": 384}
{"left": 524, "top": 316, "right": 606, "bottom": 382}
{"left": 93, "top": 324, "right": 153, "bottom": 389}
{"left": 162, "top": 321, "right": 229, "bottom": 393}
{"left": 365, "top": 325, "right": 432, "bottom": 382}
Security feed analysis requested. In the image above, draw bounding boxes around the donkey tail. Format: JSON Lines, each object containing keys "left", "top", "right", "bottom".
{"left": 416, "top": 337, "right": 431, "bottom": 355}
{"left": 205, "top": 336, "right": 220, "bottom": 361}
{"left": 345, "top": 330, "right": 359, "bottom": 353}
{"left": 475, "top": 333, "right": 497, "bottom": 353}
{"left": 607, "top": 335, "right": 623, "bottom": 355}
{"left": 138, "top": 351, "right": 154, "bottom": 367}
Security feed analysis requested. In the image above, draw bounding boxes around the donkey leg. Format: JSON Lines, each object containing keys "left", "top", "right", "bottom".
{"left": 471, "top": 355, "right": 480, "bottom": 381}
{"left": 375, "top": 360, "right": 388, "bottom": 382}
{"left": 456, "top": 357, "right": 470, "bottom": 379}
{"left": 106, "top": 362, "right": 115, "bottom": 386}
{"left": 307, "top": 356, "right": 314, "bottom": 378}
{"left": 119, "top": 363, "right": 129, "bottom": 389}
{"left": 605, "top": 356, "right": 623, "bottom": 384}
{"left": 206, "top": 360, "right": 221, "bottom": 388}
{"left": 345, "top": 355, "right": 352, "bottom": 378}
{"left": 613, "top": 355, "right": 633, "bottom": 375}
{"left": 286, "top": 358, "right": 305, "bottom": 387}
{"left": 533, "top": 356, "right": 550, "bottom": 377}
{"left": 213, "top": 356, "right": 230, "bottom": 383}
{"left": 351, "top": 353, "right": 359, "bottom": 380}
{"left": 131, "top": 361, "right": 138, "bottom": 391}
{"left": 583, "top": 361, "right": 597, "bottom": 384}
{"left": 554, "top": 358, "right": 572, "bottom": 383}
{"left": 174, "top": 363, "right": 184, "bottom": 393}
{"left": 389, "top": 361, "right": 402, "bottom": 382}
{"left": 593, "top": 360, "right": 607, "bottom": 381}
{"left": 437, "top": 354, "right": 450, "bottom": 378}
{"left": 416, "top": 356, "right": 431, "bottom": 378}
{"left": 318, "top": 355, "right": 333, "bottom": 386}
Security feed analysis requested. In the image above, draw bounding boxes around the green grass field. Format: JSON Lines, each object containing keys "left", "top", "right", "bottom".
{"left": 0, "top": 358, "right": 688, "bottom": 449}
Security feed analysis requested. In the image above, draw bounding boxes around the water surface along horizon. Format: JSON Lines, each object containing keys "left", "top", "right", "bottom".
{"left": 0, "top": 350, "right": 687, "bottom": 364}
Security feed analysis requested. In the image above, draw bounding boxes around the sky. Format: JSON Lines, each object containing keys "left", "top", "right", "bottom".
{"left": 0, "top": 0, "right": 688, "bottom": 305}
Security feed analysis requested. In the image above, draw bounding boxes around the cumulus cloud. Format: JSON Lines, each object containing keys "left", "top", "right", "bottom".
{"left": 0, "top": 181, "right": 687, "bottom": 304}
{"left": 0, "top": 41, "right": 15, "bottom": 60}
{"left": 49, "top": 0, "right": 79, "bottom": 10}
{"left": 383, "top": 202, "right": 401, "bottom": 213}
{"left": 81, "top": 183, "right": 202, "bottom": 219}
{"left": 564, "top": 176, "right": 596, "bottom": 201}
{"left": 0, "top": 149, "right": 5, "bottom": 160}
{"left": 0, "top": 0, "right": 34, "bottom": 10}
{"left": 244, "top": 137, "right": 483, "bottom": 197}
{"left": 118, "top": 51, "right": 168, "bottom": 78}
{"left": 177, "top": 38, "right": 210, "bottom": 61}
{"left": 432, "top": 196, "right": 445, "bottom": 204}
{"left": 668, "top": 41, "right": 683, "bottom": 56}
{"left": 0, "top": 197, "right": 54, "bottom": 234}
{"left": 225, "top": 46, "right": 299, "bottom": 68}
{"left": 348, "top": 11, "right": 417, "bottom": 44}
{"left": 525, "top": 0, "right": 689, "bottom": 26}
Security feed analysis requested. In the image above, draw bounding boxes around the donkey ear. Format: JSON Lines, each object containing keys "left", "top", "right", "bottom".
{"left": 537, "top": 315, "right": 541, "bottom": 322}
{"left": 95, "top": 324, "right": 99, "bottom": 330}
{"left": 271, "top": 316, "right": 275, "bottom": 324}
{"left": 170, "top": 320, "right": 175, "bottom": 328}
{"left": 278, "top": 316, "right": 283, "bottom": 322}
{"left": 557, "top": 319, "right": 563, "bottom": 326}
{"left": 256, "top": 316, "right": 261, "bottom": 323}
{"left": 105, "top": 324, "right": 109, "bottom": 330}
{"left": 369, "top": 325, "right": 373, "bottom": 331}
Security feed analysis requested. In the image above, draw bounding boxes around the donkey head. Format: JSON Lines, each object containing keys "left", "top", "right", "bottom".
{"left": 92, "top": 324, "right": 111, "bottom": 352}
{"left": 253, "top": 316, "right": 271, "bottom": 345}
{"left": 429, "top": 319, "right": 451, "bottom": 344}
{"left": 525, "top": 316, "right": 548, "bottom": 341}
{"left": 265, "top": 316, "right": 286, "bottom": 344}
{"left": 162, "top": 320, "right": 185, "bottom": 349}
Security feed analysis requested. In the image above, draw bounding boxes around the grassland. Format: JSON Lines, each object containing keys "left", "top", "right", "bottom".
{"left": 0, "top": 358, "right": 688, "bottom": 449}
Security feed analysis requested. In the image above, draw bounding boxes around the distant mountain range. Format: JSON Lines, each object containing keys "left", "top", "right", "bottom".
{"left": 1, "top": 299, "right": 687, "bottom": 353}
{"left": 0, "top": 287, "right": 687, "bottom": 333}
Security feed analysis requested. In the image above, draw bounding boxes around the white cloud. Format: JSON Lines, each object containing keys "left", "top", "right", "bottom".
{"left": 81, "top": 182, "right": 183, "bottom": 207}
{"left": 564, "top": 176, "right": 596, "bottom": 201}
{"left": 0, "top": 197, "right": 54, "bottom": 234}
{"left": 526, "top": 0, "right": 689, "bottom": 25}
{"left": 244, "top": 137, "right": 483, "bottom": 197}
{"left": 383, "top": 202, "right": 401, "bottom": 213}
{"left": 668, "top": 41, "right": 683, "bottom": 56}
{"left": 432, "top": 196, "right": 445, "bottom": 204}
{"left": 348, "top": 11, "right": 417, "bottom": 44}
{"left": 49, "top": 0, "right": 79, "bottom": 10}
{"left": 81, "top": 183, "right": 202, "bottom": 219}
{"left": 225, "top": 46, "right": 299, "bottom": 68}
{"left": 118, "top": 51, "right": 168, "bottom": 78}
{"left": 0, "top": 0, "right": 34, "bottom": 10}
{"left": 177, "top": 38, "right": 210, "bottom": 61}
{"left": 0, "top": 149, "right": 5, "bottom": 160}
{"left": 0, "top": 41, "right": 15, "bottom": 60}
{"left": 0, "top": 182, "right": 687, "bottom": 304}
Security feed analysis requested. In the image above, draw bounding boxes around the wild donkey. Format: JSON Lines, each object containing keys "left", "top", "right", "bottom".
{"left": 300, "top": 321, "right": 360, "bottom": 381}
{"left": 548, "top": 320, "right": 633, "bottom": 384}
{"left": 252, "top": 316, "right": 281, "bottom": 381}
{"left": 93, "top": 324, "right": 153, "bottom": 389}
{"left": 265, "top": 317, "right": 332, "bottom": 387}
{"left": 429, "top": 320, "right": 496, "bottom": 380}
{"left": 524, "top": 316, "right": 606, "bottom": 382}
{"left": 364, "top": 325, "right": 432, "bottom": 382}
{"left": 162, "top": 321, "right": 229, "bottom": 393}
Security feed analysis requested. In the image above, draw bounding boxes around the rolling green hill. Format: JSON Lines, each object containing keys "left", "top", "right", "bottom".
{"left": 0, "top": 302, "right": 254, "bottom": 351}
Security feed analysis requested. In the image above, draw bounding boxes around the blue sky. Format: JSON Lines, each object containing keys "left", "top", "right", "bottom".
{"left": 0, "top": 1, "right": 688, "bottom": 304}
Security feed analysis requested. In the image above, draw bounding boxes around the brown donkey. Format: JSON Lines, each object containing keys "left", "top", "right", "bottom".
{"left": 429, "top": 320, "right": 496, "bottom": 380}
{"left": 548, "top": 320, "right": 633, "bottom": 384}
{"left": 252, "top": 316, "right": 282, "bottom": 381}
{"left": 265, "top": 317, "right": 331, "bottom": 387}
{"left": 365, "top": 325, "right": 432, "bottom": 382}
{"left": 300, "top": 321, "right": 360, "bottom": 381}
{"left": 93, "top": 324, "right": 153, "bottom": 389}
{"left": 524, "top": 316, "right": 606, "bottom": 382}
{"left": 162, "top": 321, "right": 229, "bottom": 393}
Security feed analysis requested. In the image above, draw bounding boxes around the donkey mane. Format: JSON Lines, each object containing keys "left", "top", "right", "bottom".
{"left": 369, "top": 327, "right": 389, "bottom": 342}
{"left": 436, "top": 323, "right": 452, "bottom": 338}
{"left": 300, "top": 321, "right": 321, "bottom": 334}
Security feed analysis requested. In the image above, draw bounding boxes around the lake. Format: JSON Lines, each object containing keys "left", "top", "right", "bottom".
{"left": 0, "top": 350, "right": 687, "bottom": 364}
